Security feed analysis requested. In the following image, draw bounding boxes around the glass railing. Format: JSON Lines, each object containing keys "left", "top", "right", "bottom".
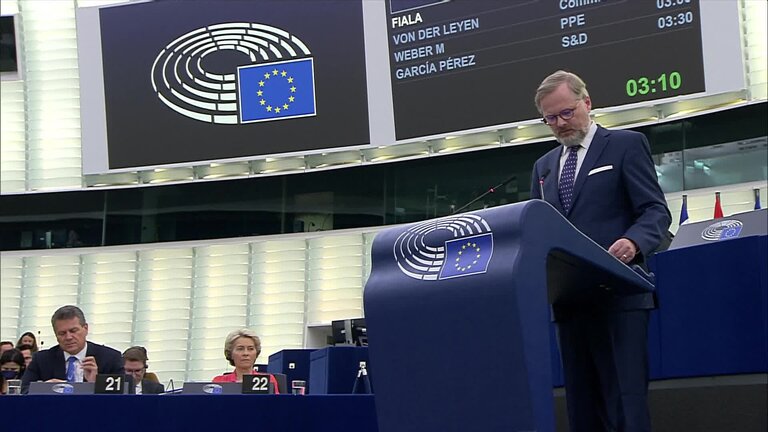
{"left": 1, "top": 103, "right": 765, "bottom": 251}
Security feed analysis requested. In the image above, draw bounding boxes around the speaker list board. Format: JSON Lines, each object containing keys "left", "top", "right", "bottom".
{"left": 386, "top": 0, "right": 707, "bottom": 140}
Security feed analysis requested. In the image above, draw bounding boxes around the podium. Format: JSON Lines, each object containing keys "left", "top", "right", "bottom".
{"left": 654, "top": 235, "right": 768, "bottom": 377}
{"left": 363, "top": 200, "right": 655, "bottom": 432}
{"left": 652, "top": 208, "right": 767, "bottom": 378}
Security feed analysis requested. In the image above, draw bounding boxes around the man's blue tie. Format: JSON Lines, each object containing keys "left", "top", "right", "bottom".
{"left": 558, "top": 145, "right": 580, "bottom": 213}
{"left": 66, "top": 356, "right": 77, "bottom": 383}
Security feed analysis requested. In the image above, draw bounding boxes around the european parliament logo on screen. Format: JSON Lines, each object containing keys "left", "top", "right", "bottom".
{"left": 150, "top": 22, "right": 316, "bottom": 125}
{"left": 393, "top": 213, "right": 494, "bottom": 281}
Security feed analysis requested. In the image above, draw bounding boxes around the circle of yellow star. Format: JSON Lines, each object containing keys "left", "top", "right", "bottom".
{"left": 453, "top": 241, "right": 481, "bottom": 271}
{"left": 257, "top": 69, "right": 298, "bottom": 115}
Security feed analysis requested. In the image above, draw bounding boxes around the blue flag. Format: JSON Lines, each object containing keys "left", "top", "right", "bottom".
{"left": 238, "top": 58, "right": 316, "bottom": 123}
{"left": 679, "top": 194, "right": 689, "bottom": 225}
{"left": 755, "top": 188, "right": 762, "bottom": 210}
{"left": 439, "top": 233, "right": 493, "bottom": 279}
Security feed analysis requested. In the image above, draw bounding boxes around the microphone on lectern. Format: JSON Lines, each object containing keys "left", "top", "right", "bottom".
{"left": 452, "top": 175, "right": 516, "bottom": 215}
{"left": 538, "top": 168, "right": 551, "bottom": 201}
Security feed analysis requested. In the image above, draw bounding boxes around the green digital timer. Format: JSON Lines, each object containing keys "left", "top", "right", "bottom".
{"left": 626, "top": 72, "right": 682, "bottom": 97}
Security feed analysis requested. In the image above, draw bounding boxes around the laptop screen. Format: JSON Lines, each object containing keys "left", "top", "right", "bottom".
{"left": 28, "top": 382, "right": 96, "bottom": 395}
{"left": 181, "top": 379, "right": 278, "bottom": 395}
{"left": 181, "top": 382, "right": 242, "bottom": 395}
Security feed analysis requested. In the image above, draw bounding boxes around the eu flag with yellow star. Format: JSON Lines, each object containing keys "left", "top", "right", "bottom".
{"left": 238, "top": 57, "right": 316, "bottom": 123}
{"left": 439, "top": 233, "right": 494, "bottom": 279}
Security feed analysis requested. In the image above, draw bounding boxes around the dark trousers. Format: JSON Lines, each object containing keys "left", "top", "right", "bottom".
{"left": 558, "top": 309, "right": 651, "bottom": 432}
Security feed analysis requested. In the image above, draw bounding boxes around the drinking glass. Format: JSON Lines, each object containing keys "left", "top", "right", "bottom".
{"left": 291, "top": 379, "right": 306, "bottom": 395}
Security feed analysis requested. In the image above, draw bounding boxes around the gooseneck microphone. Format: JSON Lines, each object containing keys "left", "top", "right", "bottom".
{"left": 538, "top": 168, "right": 551, "bottom": 201}
{"left": 452, "top": 175, "right": 516, "bottom": 215}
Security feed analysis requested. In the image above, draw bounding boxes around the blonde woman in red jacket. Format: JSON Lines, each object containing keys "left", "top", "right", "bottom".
{"left": 212, "top": 328, "right": 279, "bottom": 393}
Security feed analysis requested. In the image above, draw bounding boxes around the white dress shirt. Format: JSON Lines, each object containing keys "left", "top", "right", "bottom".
{"left": 558, "top": 121, "right": 598, "bottom": 182}
{"left": 63, "top": 342, "right": 88, "bottom": 382}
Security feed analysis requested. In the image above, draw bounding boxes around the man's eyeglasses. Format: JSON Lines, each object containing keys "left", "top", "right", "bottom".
{"left": 541, "top": 101, "right": 582, "bottom": 125}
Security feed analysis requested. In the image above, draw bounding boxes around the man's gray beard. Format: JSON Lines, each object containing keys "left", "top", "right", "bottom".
{"left": 557, "top": 128, "right": 587, "bottom": 147}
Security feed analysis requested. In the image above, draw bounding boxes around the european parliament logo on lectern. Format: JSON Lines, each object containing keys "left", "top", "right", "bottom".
{"left": 393, "top": 213, "right": 494, "bottom": 281}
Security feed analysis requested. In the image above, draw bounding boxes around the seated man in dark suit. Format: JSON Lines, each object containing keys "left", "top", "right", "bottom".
{"left": 123, "top": 346, "right": 164, "bottom": 394}
{"left": 21, "top": 305, "right": 124, "bottom": 392}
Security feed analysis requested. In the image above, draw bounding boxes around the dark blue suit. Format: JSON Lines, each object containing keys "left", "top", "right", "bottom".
{"left": 139, "top": 378, "right": 165, "bottom": 394}
{"left": 21, "top": 341, "right": 124, "bottom": 393}
{"left": 531, "top": 125, "right": 671, "bottom": 432}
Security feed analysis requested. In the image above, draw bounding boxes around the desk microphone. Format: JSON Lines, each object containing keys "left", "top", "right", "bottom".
{"left": 538, "top": 168, "right": 551, "bottom": 201}
{"left": 161, "top": 379, "right": 184, "bottom": 394}
{"left": 452, "top": 174, "right": 516, "bottom": 215}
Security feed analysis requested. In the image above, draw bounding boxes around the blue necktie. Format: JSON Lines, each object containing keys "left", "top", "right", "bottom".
{"left": 558, "top": 146, "right": 580, "bottom": 213}
{"left": 66, "top": 356, "right": 77, "bottom": 383}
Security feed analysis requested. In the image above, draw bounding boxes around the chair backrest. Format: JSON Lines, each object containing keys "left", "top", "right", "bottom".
{"left": 144, "top": 372, "right": 160, "bottom": 383}
{"left": 271, "top": 372, "right": 287, "bottom": 394}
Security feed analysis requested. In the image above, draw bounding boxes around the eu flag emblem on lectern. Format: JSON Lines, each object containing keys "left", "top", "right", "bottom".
{"left": 439, "top": 233, "right": 493, "bottom": 279}
{"left": 238, "top": 58, "right": 316, "bottom": 123}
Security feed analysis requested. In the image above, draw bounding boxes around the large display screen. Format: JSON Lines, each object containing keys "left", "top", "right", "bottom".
{"left": 0, "top": 15, "right": 19, "bottom": 75}
{"left": 83, "top": 1, "right": 369, "bottom": 171}
{"left": 386, "top": 0, "right": 707, "bottom": 140}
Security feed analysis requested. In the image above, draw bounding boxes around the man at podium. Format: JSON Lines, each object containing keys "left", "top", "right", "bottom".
{"left": 530, "top": 71, "right": 671, "bottom": 432}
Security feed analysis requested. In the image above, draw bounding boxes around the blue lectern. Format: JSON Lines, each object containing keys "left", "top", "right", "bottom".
{"left": 652, "top": 208, "right": 767, "bottom": 378}
{"left": 364, "top": 200, "right": 655, "bottom": 432}
{"left": 654, "top": 237, "right": 768, "bottom": 377}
